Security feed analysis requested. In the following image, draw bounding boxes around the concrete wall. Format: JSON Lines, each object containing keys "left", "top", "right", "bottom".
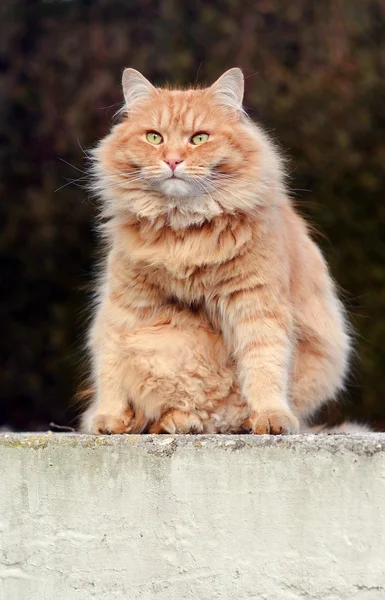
{"left": 1, "top": 433, "right": 385, "bottom": 600}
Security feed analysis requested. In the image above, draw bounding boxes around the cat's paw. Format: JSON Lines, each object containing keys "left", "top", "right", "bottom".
{"left": 149, "top": 409, "right": 203, "bottom": 434}
{"left": 242, "top": 408, "right": 299, "bottom": 435}
{"left": 90, "top": 408, "right": 135, "bottom": 434}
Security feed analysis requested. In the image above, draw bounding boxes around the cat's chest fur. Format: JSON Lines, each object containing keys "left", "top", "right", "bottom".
{"left": 143, "top": 261, "right": 221, "bottom": 304}
{"left": 119, "top": 216, "right": 256, "bottom": 303}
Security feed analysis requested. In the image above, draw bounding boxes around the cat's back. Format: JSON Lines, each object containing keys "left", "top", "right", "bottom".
{"left": 279, "top": 202, "right": 338, "bottom": 313}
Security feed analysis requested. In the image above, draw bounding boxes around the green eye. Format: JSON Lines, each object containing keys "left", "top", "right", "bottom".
{"left": 146, "top": 131, "right": 163, "bottom": 145}
{"left": 191, "top": 132, "right": 209, "bottom": 146}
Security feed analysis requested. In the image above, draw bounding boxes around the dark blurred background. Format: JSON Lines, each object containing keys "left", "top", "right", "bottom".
{"left": 1, "top": 0, "right": 385, "bottom": 431}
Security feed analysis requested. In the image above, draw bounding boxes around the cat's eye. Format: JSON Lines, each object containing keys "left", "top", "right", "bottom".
{"left": 146, "top": 131, "right": 163, "bottom": 145}
{"left": 190, "top": 133, "right": 209, "bottom": 146}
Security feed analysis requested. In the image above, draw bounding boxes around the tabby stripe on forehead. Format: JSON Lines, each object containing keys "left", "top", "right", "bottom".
{"left": 183, "top": 109, "right": 194, "bottom": 131}
{"left": 159, "top": 107, "right": 170, "bottom": 131}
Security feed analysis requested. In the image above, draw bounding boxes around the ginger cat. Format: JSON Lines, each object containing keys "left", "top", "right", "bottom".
{"left": 80, "top": 68, "right": 351, "bottom": 435}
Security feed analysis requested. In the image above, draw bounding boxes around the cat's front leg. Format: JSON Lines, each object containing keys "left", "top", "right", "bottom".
{"left": 81, "top": 346, "right": 138, "bottom": 434}
{"left": 82, "top": 252, "right": 173, "bottom": 434}
{"left": 215, "top": 288, "right": 299, "bottom": 435}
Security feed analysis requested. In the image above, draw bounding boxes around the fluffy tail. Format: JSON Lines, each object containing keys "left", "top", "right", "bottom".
{"left": 301, "top": 421, "right": 371, "bottom": 434}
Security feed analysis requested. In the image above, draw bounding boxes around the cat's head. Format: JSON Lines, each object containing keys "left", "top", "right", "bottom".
{"left": 93, "top": 68, "right": 285, "bottom": 227}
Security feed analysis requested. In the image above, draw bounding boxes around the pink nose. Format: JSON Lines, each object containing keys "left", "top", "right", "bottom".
{"left": 164, "top": 158, "right": 183, "bottom": 172}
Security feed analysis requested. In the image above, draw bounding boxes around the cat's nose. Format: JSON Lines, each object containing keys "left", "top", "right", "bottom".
{"left": 164, "top": 157, "right": 183, "bottom": 172}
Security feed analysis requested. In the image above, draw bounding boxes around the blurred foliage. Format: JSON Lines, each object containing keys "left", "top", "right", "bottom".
{"left": 1, "top": 0, "right": 385, "bottom": 430}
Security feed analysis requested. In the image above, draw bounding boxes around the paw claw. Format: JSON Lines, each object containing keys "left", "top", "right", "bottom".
{"left": 242, "top": 408, "right": 299, "bottom": 435}
{"left": 91, "top": 409, "right": 134, "bottom": 434}
{"left": 149, "top": 410, "right": 203, "bottom": 434}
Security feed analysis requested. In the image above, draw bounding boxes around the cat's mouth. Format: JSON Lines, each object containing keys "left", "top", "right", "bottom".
{"left": 157, "top": 174, "right": 196, "bottom": 198}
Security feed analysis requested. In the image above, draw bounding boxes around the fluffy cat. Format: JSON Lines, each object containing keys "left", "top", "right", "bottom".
{"left": 80, "top": 68, "right": 351, "bottom": 435}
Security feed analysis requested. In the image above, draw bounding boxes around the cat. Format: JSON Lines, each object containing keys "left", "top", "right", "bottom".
{"left": 80, "top": 67, "right": 352, "bottom": 435}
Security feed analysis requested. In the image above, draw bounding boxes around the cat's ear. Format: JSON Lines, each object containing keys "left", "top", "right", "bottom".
{"left": 122, "top": 68, "right": 156, "bottom": 109}
{"left": 210, "top": 68, "right": 244, "bottom": 112}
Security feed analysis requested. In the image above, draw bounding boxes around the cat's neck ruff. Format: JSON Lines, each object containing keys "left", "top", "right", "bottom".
{"left": 111, "top": 209, "right": 273, "bottom": 273}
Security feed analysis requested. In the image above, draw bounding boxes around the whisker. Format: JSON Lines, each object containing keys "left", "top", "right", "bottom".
{"left": 76, "top": 138, "right": 92, "bottom": 159}
{"left": 202, "top": 178, "right": 268, "bottom": 211}
{"left": 57, "top": 157, "right": 87, "bottom": 175}
{"left": 55, "top": 176, "right": 88, "bottom": 193}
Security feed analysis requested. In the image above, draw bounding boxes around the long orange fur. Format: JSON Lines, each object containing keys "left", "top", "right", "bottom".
{"left": 80, "top": 68, "right": 351, "bottom": 435}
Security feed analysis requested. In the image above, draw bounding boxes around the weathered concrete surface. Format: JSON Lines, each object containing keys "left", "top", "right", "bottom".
{"left": 1, "top": 433, "right": 385, "bottom": 600}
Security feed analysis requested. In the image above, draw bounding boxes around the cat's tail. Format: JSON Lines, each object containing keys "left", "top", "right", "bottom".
{"left": 301, "top": 421, "right": 371, "bottom": 434}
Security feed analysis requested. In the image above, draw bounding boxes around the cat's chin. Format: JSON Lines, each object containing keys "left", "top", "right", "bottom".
{"left": 158, "top": 178, "right": 195, "bottom": 198}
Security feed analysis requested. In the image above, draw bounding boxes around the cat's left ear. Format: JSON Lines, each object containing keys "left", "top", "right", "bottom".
{"left": 122, "top": 68, "right": 156, "bottom": 109}
{"left": 210, "top": 68, "right": 244, "bottom": 112}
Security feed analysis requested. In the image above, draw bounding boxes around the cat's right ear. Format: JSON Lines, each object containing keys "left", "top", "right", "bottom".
{"left": 122, "top": 69, "right": 156, "bottom": 109}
